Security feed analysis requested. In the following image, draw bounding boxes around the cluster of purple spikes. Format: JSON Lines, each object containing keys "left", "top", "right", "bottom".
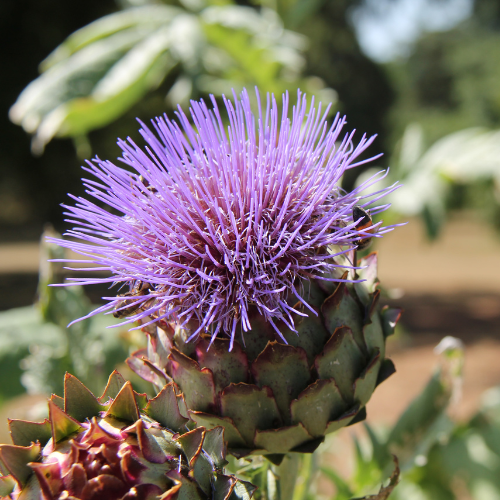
{"left": 52, "top": 88, "right": 397, "bottom": 348}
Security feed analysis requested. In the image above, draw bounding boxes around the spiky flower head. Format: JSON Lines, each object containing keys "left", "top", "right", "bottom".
{"left": 53, "top": 88, "right": 396, "bottom": 347}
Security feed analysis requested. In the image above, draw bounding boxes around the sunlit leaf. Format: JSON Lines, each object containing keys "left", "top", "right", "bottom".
{"left": 10, "top": 0, "right": 332, "bottom": 153}
{"left": 41, "top": 6, "right": 180, "bottom": 70}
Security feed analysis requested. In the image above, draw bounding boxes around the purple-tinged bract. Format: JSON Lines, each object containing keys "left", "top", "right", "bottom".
{"left": 53, "top": 88, "right": 396, "bottom": 346}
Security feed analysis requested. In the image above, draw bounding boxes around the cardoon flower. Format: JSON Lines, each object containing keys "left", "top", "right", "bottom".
{"left": 53, "top": 89, "right": 402, "bottom": 459}
{"left": 54, "top": 89, "right": 395, "bottom": 342}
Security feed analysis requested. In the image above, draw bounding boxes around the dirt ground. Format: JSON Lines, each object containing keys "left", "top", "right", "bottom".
{"left": 0, "top": 213, "right": 499, "bottom": 439}
{"left": 370, "top": 213, "right": 500, "bottom": 424}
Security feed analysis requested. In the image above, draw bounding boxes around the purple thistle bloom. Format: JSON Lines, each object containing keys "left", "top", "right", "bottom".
{"left": 51, "top": 88, "right": 398, "bottom": 348}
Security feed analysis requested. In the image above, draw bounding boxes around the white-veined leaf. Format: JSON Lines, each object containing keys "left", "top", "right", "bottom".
{"left": 41, "top": 5, "right": 180, "bottom": 69}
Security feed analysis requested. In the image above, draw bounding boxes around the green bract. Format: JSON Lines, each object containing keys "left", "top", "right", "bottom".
{"left": 0, "top": 372, "right": 256, "bottom": 500}
{"left": 128, "top": 254, "right": 400, "bottom": 463}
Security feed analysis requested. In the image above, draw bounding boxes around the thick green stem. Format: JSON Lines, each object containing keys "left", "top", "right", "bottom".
{"left": 275, "top": 454, "right": 300, "bottom": 500}
{"left": 290, "top": 454, "right": 313, "bottom": 500}
{"left": 230, "top": 453, "right": 316, "bottom": 500}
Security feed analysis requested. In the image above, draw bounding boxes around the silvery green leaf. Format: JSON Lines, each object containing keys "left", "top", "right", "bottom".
{"left": 40, "top": 6, "right": 180, "bottom": 70}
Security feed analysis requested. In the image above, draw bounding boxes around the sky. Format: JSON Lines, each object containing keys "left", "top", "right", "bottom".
{"left": 351, "top": 0, "right": 474, "bottom": 62}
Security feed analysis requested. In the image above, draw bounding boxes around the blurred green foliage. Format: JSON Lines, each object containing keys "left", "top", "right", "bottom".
{"left": 312, "top": 334, "right": 500, "bottom": 499}
{"left": 4, "top": 0, "right": 500, "bottom": 232}
{"left": 0, "top": 228, "right": 133, "bottom": 401}
{"left": 335, "top": 0, "right": 500, "bottom": 238}
{"left": 321, "top": 343, "right": 500, "bottom": 500}
{"left": 356, "top": 123, "right": 500, "bottom": 239}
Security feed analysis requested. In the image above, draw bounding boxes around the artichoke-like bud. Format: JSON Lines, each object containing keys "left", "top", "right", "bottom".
{"left": 47, "top": 89, "right": 402, "bottom": 463}
{"left": 0, "top": 372, "right": 256, "bottom": 499}
{"left": 128, "top": 254, "right": 401, "bottom": 461}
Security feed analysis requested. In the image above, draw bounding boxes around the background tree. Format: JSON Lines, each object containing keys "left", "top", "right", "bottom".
{"left": 386, "top": 0, "right": 500, "bottom": 146}
{"left": 1, "top": 0, "right": 397, "bottom": 231}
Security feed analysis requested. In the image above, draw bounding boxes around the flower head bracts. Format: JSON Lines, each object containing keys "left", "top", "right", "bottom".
{"left": 51, "top": 88, "right": 398, "bottom": 348}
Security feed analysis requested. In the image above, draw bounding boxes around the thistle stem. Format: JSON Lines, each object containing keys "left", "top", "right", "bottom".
{"left": 290, "top": 454, "right": 313, "bottom": 500}
{"left": 265, "top": 454, "right": 313, "bottom": 500}
{"left": 230, "top": 454, "right": 312, "bottom": 500}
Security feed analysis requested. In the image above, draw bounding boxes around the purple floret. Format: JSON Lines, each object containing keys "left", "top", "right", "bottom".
{"left": 51, "top": 88, "right": 398, "bottom": 348}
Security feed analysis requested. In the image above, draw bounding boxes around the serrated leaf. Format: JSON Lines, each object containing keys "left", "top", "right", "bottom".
{"left": 290, "top": 379, "right": 347, "bottom": 437}
{"left": 251, "top": 342, "right": 310, "bottom": 424}
{"left": 321, "top": 282, "right": 366, "bottom": 353}
{"left": 105, "top": 381, "right": 140, "bottom": 422}
{"left": 314, "top": 326, "right": 366, "bottom": 403}
{"left": 354, "top": 349, "right": 382, "bottom": 406}
{"left": 281, "top": 309, "right": 330, "bottom": 366}
{"left": 201, "top": 427, "right": 228, "bottom": 470}
{"left": 192, "top": 452, "right": 213, "bottom": 496}
{"left": 189, "top": 411, "right": 247, "bottom": 449}
{"left": 146, "top": 383, "right": 189, "bottom": 433}
{"left": 64, "top": 373, "right": 106, "bottom": 422}
{"left": 49, "top": 401, "right": 83, "bottom": 443}
{"left": 134, "top": 391, "right": 149, "bottom": 410}
{"left": 126, "top": 349, "right": 170, "bottom": 388}
{"left": 50, "top": 394, "right": 64, "bottom": 410}
{"left": 254, "top": 423, "right": 313, "bottom": 455}
{"left": 242, "top": 308, "right": 281, "bottom": 363}
{"left": 175, "top": 428, "right": 205, "bottom": 467}
{"left": 99, "top": 371, "right": 127, "bottom": 403}
{"left": 325, "top": 405, "right": 361, "bottom": 435}
{"left": 0, "top": 443, "right": 41, "bottom": 487}
{"left": 135, "top": 419, "right": 177, "bottom": 464}
{"left": 363, "top": 309, "right": 385, "bottom": 360}
{"left": 220, "top": 384, "right": 282, "bottom": 447}
{"left": 165, "top": 470, "right": 207, "bottom": 499}
{"left": 168, "top": 348, "right": 216, "bottom": 412}
{"left": 8, "top": 419, "right": 52, "bottom": 448}
{"left": 195, "top": 336, "right": 249, "bottom": 394}
{"left": 227, "top": 478, "right": 257, "bottom": 500}
{"left": 213, "top": 475, "right": 236, "bottom": 500}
